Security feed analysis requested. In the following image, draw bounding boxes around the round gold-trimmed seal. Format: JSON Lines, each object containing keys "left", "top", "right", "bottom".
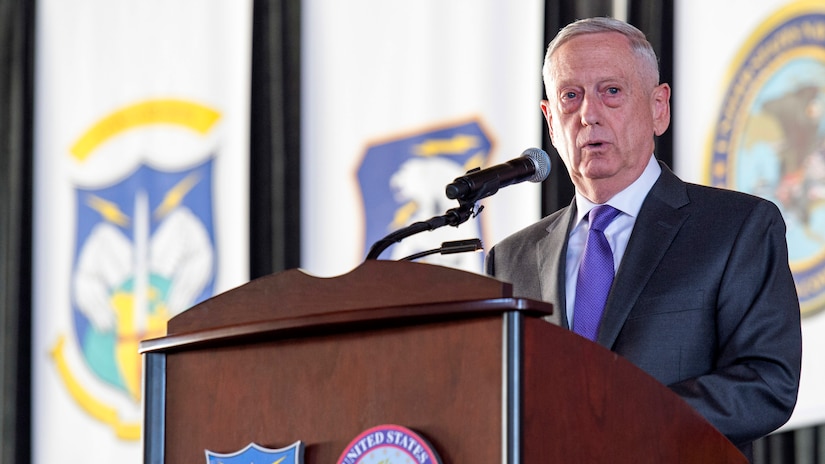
{"left": 707, "top": 0, "right": 825, "bottom": 316}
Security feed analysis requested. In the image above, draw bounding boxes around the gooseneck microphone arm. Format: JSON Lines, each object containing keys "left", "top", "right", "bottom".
{"left": 364, "top": 148, "right": 550, "bottom": 261}
{"left": 364, "top": 199, "right": 482, "bottom": 260}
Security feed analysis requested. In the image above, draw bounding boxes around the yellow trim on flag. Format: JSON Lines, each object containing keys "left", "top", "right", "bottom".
{"left": 51, "top": 335, "right": 141, "bottom": 440}
{"left": 70, "top": 99, "right": 221, "bottom": 162}
{"left": 413, "top": 134, "right": 481, "bottom": 157}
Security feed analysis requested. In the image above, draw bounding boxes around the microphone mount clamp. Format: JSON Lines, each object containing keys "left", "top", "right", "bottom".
{"left": 365, "top": 197, "right": 483, "bottom": 261}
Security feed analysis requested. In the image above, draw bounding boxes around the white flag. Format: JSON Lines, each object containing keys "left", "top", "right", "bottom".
{"left": 301, "top": 0, "right": 545, "bottom": 277}
{"left": 32, "top": 1, "right": 252, "bottom": 462}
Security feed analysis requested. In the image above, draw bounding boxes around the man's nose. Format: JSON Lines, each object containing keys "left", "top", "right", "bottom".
{"left": 580, "top": 93, "right": 602, "bottom": 126}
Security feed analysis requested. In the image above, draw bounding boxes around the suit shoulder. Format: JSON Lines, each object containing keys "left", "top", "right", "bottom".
{"left": 684, "top": 182, "right": 781, "bottom": 214}
{"left": 495, "top": 208, "right": 568, "bottom": 249}
{"left": 655, "top": 164, "right": 780, "bottom": 216}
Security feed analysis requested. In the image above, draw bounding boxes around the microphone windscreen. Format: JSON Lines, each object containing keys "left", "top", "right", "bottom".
{"left": 523, "top": 148, "right": 551, "bottom": 183}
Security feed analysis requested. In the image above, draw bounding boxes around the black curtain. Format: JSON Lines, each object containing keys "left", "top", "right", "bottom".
{"left": 0, "top": 0, "right": 33, "bottom": 463}
{"left": 249, "top": 0, "right": 303, "bottom": 279}
{"left": 628, "top": 0, "right": 674, "bottom": 171}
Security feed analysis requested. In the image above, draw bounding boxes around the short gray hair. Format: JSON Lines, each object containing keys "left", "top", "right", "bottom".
{"left": 542, "top": 17, "right": 660, "bottom": 89}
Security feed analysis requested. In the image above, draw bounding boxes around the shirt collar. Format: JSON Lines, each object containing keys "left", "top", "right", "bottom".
{"left": 574, "top": 154, "right": 662, "bottom": 225}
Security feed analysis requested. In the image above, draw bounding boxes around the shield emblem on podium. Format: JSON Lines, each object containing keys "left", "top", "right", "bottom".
{"left": 205, "top": 441, "right": 304, "bottom": 464}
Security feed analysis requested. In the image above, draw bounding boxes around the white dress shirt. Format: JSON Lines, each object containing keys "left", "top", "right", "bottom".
{"left": 564, "top": 155, "right": 662, "bottom": 326}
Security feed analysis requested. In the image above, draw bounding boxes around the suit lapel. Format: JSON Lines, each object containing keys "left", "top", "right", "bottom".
{"left": 596, "top": 165, "right": 691, "bottom": 348}
{"left": 537, "top": 202, "right": 576, "bottom": 329}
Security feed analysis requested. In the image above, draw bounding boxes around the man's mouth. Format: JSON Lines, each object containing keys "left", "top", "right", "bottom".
{"left": 582, "top": 140, "right": 606, "bottom": 149}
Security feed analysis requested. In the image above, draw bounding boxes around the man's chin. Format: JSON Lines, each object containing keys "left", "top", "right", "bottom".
{"left": 580, "top": 159, "right": 618, "bottom": 180}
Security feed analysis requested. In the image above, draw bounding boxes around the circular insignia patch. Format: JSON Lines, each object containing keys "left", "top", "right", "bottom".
{"left": 707, "top": 0, "right": 825, "bottom": 316}
{"left": 337, "top": 425, "right": 442, "bottom": 464}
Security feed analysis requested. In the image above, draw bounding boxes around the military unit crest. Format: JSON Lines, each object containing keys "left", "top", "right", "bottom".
{"left": 358, "top": 119, "right": 492, "bottom": 272}
{"left": 205, "top": 441, "right": 304, "bottom": 464}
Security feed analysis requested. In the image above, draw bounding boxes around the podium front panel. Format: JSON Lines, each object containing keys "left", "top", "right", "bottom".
{"left": 162, "top": 315, "right": 505, "bottom": 463}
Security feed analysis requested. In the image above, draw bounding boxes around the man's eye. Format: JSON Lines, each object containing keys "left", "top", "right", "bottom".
{"left": 563, "top": 91, "right": 577, "bottom": 100}
{"left": 606, "top": 87, "right": 620, "bottom": 95}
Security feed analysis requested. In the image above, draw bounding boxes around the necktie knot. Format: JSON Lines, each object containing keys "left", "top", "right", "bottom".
{"left": 589, "top": 204, "right": 621, "bottom": 233}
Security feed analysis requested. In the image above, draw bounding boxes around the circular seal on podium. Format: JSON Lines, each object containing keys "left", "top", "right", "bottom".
{"left": 337, "top": 424, "right": 443, "bottom": 464}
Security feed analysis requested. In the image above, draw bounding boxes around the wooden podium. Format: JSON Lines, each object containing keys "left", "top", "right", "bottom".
{"left": 139, "top": 260, "right": 746, "bottom": 463}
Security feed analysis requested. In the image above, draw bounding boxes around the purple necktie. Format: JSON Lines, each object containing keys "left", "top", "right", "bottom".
{"left": 573, "top": 205, "right": 622, "bottom": 341}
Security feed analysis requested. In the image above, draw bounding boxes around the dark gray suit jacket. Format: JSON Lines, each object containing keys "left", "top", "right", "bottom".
{"left": 487, "top": 163, "right": 802, "bottom": 456}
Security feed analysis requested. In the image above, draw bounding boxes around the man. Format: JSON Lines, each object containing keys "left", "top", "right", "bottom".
{"left": 486, "top": 17, "right": 801, "bottom": 460}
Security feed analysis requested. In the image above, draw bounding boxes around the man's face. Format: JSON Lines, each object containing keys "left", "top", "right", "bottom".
{"left": 541, "top": 32, "right": 670, "bottom": 203}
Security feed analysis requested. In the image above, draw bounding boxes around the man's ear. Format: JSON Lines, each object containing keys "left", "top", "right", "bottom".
{"left": 652, "top": 83, "right": 671, "bottom": 137}
{"left": 540, "top": 99, "right": 554, "bottom": 140}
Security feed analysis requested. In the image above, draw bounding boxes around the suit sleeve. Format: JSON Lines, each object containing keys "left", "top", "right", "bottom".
{"left": 668, "top": 200, "right": 802, "bottom": 447}
{"left": 485, "top": 246, "right": 496, "bottom": 276}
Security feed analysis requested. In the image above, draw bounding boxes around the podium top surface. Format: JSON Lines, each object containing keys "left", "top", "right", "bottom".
{"left": 140, "top": 260, "right": 553, "bottom": 353}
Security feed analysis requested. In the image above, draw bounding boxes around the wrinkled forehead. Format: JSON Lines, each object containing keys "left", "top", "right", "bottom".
{"left": 544, "top": 32, "right": 656, "bottom": 94}
{"left": 547, "top": 34, "right": 634, "bottom": 82}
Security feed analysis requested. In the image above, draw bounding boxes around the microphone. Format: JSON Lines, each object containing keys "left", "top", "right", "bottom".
{"left": 445, "top": 148, "right": 551, "bottom": 201}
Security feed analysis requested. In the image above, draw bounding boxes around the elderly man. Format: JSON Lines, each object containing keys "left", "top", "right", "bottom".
{"left": 486, "top": 17, "right": 802, "bottom": 460}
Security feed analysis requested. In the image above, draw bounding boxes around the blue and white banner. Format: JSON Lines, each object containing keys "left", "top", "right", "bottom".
{"left": 301, "top": 0, "right": 545, "bottom": 277}
{"left": 32, "top": 1, "right": 252, "bottom": 462}
{"left": 675, "top": 0, "right": 825, "bottom": 429}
